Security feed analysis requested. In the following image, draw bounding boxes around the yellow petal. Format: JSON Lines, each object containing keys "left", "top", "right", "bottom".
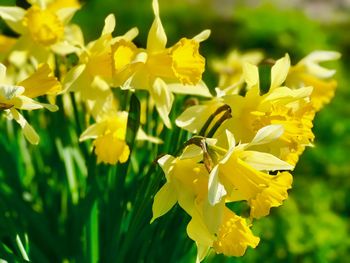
{"left": 250, "top": 171, "right": 293, "bottom": 218}
{"left": 79, "top": 122, "right": 106, "bottom": 141}
{"left": 147, "top": 0, "right": 167, "bottom": 52}
{"left": 239, "top": 151, "right": 294, "bottom": 171}
{"left": 13, "top": 96, "right": 43, "bottom": 110}
{"left": 192, "top": 29, "right": 211, "bottom": 42}
{"left": 56, "top": 7, "right": 80, "bottom": 24}
{"left": 151, "top": 182, "right": 177, "bottom": 223}
{"left": 249, "top": 124, "right": 284, "bottom": 146}
{"left": 270, "top": 53, "right": 290, "bottom": 90}
{"left": 302, "top": 50, "right": 341, "bottom": 78}
{"left": 0, "top": 6, "right": 26, "bottom": 34}
{"left": 170, "top": 38, "right": 205, "bottom": 85}
{"left": 213, "top": 209, "right": 260, "bottom": 256}
{"left": 208, "top": 165, "right": 227, "bottom": 205}
{"left": 10, "top": 108, "right": 39, "bottom": 145}
{"left": 243, "top": 62, "right": 259, "bottom": 89}
{"left": 19, "top": 64, "right": 61, "bottom": 98}
{"left": 167, "top": 81, "right": 212, "bottom": 98}
{"left": 94, "top": 135, "right": 130, "bottom": 165}
{"left": 102, "top": 14, "right": 116, "bottom": 35}
{"left": 62, "top": 64, "right": 86, "bottom": 92}
{"left": 187, "top": 212, "right": 214, "bottom": 248}
{"left": 150, "top": 78, "right": 173, "bottom": 128}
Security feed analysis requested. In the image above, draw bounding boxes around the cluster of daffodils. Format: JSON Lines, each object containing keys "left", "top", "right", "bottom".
{"left": 0, "top": 0, "right": 340, "bottom": 261}
{"left": 152, "top": 50, "right": 340, "bottom": 261}
{"left": 0, "top": 0, "right": 210, "bottom": 164}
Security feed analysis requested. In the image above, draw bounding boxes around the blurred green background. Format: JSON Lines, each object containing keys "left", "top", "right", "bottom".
{"left": 1, "top": 0, "right": 350, "bottom": 262}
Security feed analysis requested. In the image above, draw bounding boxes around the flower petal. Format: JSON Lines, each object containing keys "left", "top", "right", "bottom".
{"left": 10, "top": 108, "right": 39, "bottom": 145}
{"left": 79, "top": 122, "right": 106, "bottom": 141}
{"left": 239, "top": 151, "right": 294, "bottom": 171}
{"left": 56, "top": 7, "right": 80, "bottom": 24}
{"left": 167, "top": 81, "right": 212, "bottom": 97}
{"left": 147, "top": 0, "right": 167, "bottom": 52}
{"left": 208, "top": 165, "right": 227, "bottom": 205}
{"left": 249, "top": 124, "right": 284, "bottom": 146}
{"left": 192, "top": 29, "right": 211, "bottom": 42}
{"left": 0, "top": 7, "right": 26, "bottom": 34}
{"left": 101, "top": 14, "right": 116, "bottom": 35}
{"left": 151, "top": 182, "right": 177, "bottom": 223}
{"left": 150, "top": 78, "right": 173, "bottom": 128}
{"left": 270, "top": 53, "right": 290, "bottom": 90}
{"left": 243, "top": 62, "right": 259, "bottom": 89}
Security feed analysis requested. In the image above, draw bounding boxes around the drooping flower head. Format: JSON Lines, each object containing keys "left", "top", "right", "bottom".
{"left": 152, "top": 124, "right": 294, "bottom": 261}
{"left": 151, "top": 153, "right": 260, "bottom": 262}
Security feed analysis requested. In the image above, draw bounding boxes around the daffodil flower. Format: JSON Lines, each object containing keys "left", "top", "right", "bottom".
{"left": 0, "top": 0, "right": 81, "bottom": 64}
{"left": 151, "top": 154, "right": 259, "bottom": 261}
{"left": 80, "top": 110, "right": 130, "bottom": 165}
{"left": 177, "top": 54, "right": 316, "bottom": 165}
{"left": 63, "top": 14, "right": 139, "bottom": 118}
{"left": 286, "top": 50, "right": 341, "bottom": 111}
{"left": 188, "top": 207, "right": 260, "bottom": 260}
{"left": 120, "top": 0, "right": 211, "bottom": 127}
{"left": 152, "top": 124, "right": 294, "bottom": 260}
{"left": 207, "top": 127, "right": 294, "bottom": 219}
{"left": 0, "top": 63, "right": 60, "bottom": 144}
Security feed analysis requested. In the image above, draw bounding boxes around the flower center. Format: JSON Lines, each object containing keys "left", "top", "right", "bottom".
{"left": 112, "top": 39, "right": 138, "bottom": 73}
{"left": 170, "top": 38, "right": 205, "bottom": 85}
{"left": 23, "top": 5, "right": 64, "bottom": 46}
{"left": 213, "top": 211, "right": 259, "bottom": 256}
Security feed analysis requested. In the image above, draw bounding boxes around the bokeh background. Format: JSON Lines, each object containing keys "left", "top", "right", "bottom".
{"left": 1, "top": 0, "right": 350, "bottom": 262}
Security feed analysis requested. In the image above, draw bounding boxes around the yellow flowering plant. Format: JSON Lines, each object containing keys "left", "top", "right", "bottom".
{"left": 0, "top": 0, "right": 342, "bottom": 262}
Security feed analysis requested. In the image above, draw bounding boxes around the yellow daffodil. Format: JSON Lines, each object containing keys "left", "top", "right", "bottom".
{"left": 80, "top": 110, "right": 130, "bottom": 165}
{"left": 212, "top": 50, "right": 264, "bottom": 96}
{"left": 152, "top": 154, "right": 259, "bottom": 261}
{"left": 63, "top": 14, "right": 138, "bottom": 117}
{"left": 286, "top": 50, "right": 341, "bottom": 111}
{"left": 0, "top": 0, "right": 81, "bottom": 64}
{"left": 208, "top": 128, "right": 294, "bottom": 218}
{"left": 120, "top": 0, "right": 211, "bottom": 127}
{"left": 187, "top": 206, "right": 259, "bottom": 261}
{"left": 177, "top": 54, "right": 316, "bottom": 165}
{"left": 0, "top": 63, "right": 60, "bottom": 144}
{"left": 152, "top": 124, "right": 294, "bottom": 260}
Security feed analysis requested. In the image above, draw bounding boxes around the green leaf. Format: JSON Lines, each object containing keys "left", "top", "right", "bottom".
{"left": 126, "top": 93, "right": 141, "bottom": 149}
